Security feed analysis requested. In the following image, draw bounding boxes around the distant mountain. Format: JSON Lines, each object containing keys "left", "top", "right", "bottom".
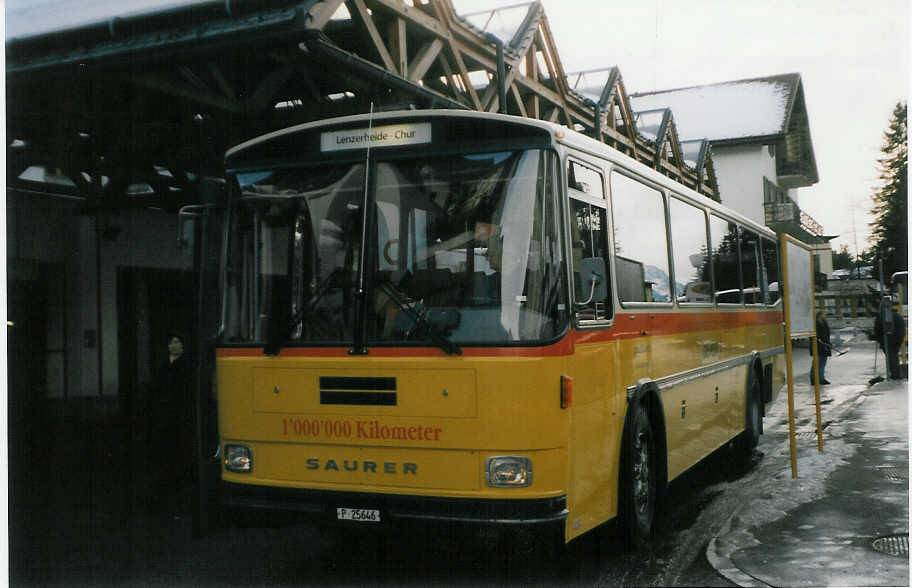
{"left": 644, "top": 265, "right": 684, "bottom": 302}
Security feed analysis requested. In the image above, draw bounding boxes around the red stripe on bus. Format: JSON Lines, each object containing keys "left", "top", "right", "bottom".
{"left": 216, "top": 336, "right": 575, "bottom": 358}
{"left": 216, "top": 309, "right": 780, "bottom": 359}
{"left": 576, "top": 309, "right": 782, "bottom": 344}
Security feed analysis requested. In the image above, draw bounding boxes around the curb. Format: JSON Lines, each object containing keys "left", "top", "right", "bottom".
{"left": 706, "top": 508, "right": 773, "bottom": 588}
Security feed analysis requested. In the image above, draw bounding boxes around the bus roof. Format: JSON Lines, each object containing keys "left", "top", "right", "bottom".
{"left": 226, "top": 109, "right": 561, "bottom": 160}
{"left": 226, "top": 108, "right": 776, "bottom": 239}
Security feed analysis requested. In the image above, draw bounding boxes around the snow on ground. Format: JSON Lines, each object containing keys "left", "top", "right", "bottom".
{"left": 709, "top": 328, "right": 891, "bottom": 551}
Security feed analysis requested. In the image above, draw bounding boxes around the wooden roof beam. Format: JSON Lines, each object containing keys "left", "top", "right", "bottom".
{"left": 408, "top": 38, "right": 444, "bottom": 83}
{"left": 346, "top": 0, "right": 398, "bottom": 73}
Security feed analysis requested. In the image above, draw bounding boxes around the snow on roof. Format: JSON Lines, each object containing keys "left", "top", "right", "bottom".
{"left": 458, "top": 3, "right": 531, "bottom": 44}
{"left": 566, "top": 67, "right": 619, "bottom": 105}
{"left": 455, "top": 2, "right": 541, "bottom": 60}
{"left": 631, "top": 75, "right": 799, "bottom": 142}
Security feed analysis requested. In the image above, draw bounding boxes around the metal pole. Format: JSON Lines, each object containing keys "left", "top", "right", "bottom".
{"left": 810, "top": 257, "right": 823, "bottom": 453}
{"left": 486, "top": 33, "right": 507, "bottom": 115}
{"left": 897, "top": 283, "right": 907, "bottom": 366}
{"left": 192, "top": 210, "right": 209, "bottom": 537}
{"left": 780, "top": 233, "right": 799, "bottom": 478}
{"left": 879, "top": 259, "right": 890, "bottom": 378}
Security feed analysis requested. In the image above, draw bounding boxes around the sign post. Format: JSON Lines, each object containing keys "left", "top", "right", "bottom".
{"left": 779, "top": 233, "right": 822, "bottom": 478}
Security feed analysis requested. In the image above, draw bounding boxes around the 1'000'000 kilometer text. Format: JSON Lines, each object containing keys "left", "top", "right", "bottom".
{"left": 282, "top": 418, "right": 443, "bottom": 441}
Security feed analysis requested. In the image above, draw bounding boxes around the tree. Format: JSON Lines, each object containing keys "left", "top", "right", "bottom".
{"left": 832, "top": 244, "right": 854, "bottom": 270}
{"left": 869, "top": 101, "right": 908, "bottom": 276}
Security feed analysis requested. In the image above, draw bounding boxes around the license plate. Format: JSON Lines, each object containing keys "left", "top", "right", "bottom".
{"left": 337, "top": 507, "right": 381, "bottom": 522}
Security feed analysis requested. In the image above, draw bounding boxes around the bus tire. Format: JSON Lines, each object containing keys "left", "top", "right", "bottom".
{"left": 735, "top": 367, "right": 762, "bottom": 458}
{"left": 620, "top": 402, "right": 656, "bottom": 548}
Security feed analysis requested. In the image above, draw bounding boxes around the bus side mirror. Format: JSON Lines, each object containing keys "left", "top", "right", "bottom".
{"left": 577, "top": 257, "right": 608, "bottom": 306}
{"left": 200, "top": 176, "right": 227, "bottom": 206}
{"left": 178, "top": 177, "right": 227, "bottom": 249}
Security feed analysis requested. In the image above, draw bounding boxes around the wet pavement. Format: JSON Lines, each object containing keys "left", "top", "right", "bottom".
{"left": 707, "top": 332, "right": 909, "bottom": 587}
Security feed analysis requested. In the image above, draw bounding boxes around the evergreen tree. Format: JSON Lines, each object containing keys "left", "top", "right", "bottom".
{"left": 832, "top": 244, "right": 854, "bottom": 270}
{"left": 869, "top": 101, "right": 908, "bottom": 276}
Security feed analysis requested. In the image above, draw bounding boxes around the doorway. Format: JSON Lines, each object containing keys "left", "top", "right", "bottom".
{"left": 118, "top": 267, "right": 196, "bottom": 413}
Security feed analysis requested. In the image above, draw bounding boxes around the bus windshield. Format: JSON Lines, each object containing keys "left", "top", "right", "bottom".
{"left": 223, "top": 149, "right": 568, "bottom": 349}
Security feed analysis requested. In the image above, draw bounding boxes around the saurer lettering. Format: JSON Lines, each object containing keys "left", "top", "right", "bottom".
{"left": 306, "top": 458, "right": 418, "bottom": 474}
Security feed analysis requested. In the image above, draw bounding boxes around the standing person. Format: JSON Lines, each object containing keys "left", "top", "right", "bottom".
{"left": 149, "top": 333, "right": 195, "bottom": 515}
{"left": 874, "top": 304, "right": 906, "bottom": 380}
{"left": 810, "top": 311, "right": 832, "bottom": 385}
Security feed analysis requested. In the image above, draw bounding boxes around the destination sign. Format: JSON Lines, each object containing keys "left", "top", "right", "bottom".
{"left": 321, "top": 122, "right": 432, "bottom": 152}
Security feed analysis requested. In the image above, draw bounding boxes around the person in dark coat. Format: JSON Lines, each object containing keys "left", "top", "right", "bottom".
{"left": 874, "top": 306, "right": 906, "bottom": 380}
{"left": 810, "top": 311, "right": 832, "bottom": 385}
{"left": 149, "top": 333, "right": 196, "bottom": 511}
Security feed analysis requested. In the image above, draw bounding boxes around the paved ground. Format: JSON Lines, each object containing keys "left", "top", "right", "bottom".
{"left": 707, "top": 333, "right": 909, "bottom": 587}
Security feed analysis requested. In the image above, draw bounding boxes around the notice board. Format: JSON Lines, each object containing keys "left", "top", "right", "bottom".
{"left": 782, "top": 235, "right": 814, "bottom": 337}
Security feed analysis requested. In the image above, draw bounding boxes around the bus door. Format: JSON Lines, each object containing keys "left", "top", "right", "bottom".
{"left": 179, "top": 178, "right": 227, "bottom": 537}
{"left": 566, "top": 160, "right": 616, "bottom": 537}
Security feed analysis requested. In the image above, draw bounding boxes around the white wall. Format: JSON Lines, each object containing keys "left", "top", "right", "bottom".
{"left": 7, "top": 192, "right": 193, "bottom": 398}
{"left": 710, "top": 143, "right": 777, "bottom": 226}
{"left": 98, "top": 209, "right": 194, "bottom": 396}
{"left": 813, "top": 243, "right": 834, "bottom": 275}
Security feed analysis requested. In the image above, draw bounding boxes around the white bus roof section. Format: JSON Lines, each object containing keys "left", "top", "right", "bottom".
{"left": 553, "top": 113, "right": 778, "bottom": 239}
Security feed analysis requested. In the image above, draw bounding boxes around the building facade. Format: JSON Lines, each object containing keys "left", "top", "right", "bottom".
{"left": 631, "top": 73, "right": 834, "bottom": 276}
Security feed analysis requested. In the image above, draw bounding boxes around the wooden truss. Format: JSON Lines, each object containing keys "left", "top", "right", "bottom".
{"left": 6, "top": 0, "right": 719, "bottom": 206}
{"left": 317, "top": 0, "right": 720, "bottom": 198}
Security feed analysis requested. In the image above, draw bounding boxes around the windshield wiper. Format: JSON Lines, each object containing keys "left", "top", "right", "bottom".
{"left": 377, "top": 280, "right": 462, "bottom": 356}
{"left": 265, "top": 269, "right": 344, "bottom": 355}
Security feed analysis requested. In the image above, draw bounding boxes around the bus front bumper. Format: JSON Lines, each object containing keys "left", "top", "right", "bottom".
{"left": 222, "top": 482, "right": 568, "bottom": 528}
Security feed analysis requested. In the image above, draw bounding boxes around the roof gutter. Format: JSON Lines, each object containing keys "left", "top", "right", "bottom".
{"left": 6, "top": 0, "right": 318, "bottom": 73}
{"left": 7, "top": 0, "right": 307, "bottom": 46}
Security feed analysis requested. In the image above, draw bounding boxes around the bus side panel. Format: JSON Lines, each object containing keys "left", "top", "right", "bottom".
{"left": 767, "top": 319, "right": 787, "bottom": 406}
{"left": 769, "top": 353, "right": 786, "bottom": 405}
{"left": 663, "top": 376, "right": 717, "bottom": 480}
{"left": 565, "top": 339, "right": 623, "bottom": 541}
{"left": 646, "top": 316, "right": 780, "bottom": 482}
{"left": 651, "top": 329, "right": 740, "bottom": 482}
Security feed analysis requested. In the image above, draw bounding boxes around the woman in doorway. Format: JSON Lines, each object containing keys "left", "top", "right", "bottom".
{"left": 150, "top": 333, "right": 195, "bottom": 516}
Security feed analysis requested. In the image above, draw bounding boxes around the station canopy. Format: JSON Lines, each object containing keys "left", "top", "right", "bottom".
{"left": 7, "top": 0, "right": 721, "bottom": 211}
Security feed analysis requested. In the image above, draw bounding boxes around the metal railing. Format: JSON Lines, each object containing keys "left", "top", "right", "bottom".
{"left": 763, "top": 177, "right": 824, "bottom": 236}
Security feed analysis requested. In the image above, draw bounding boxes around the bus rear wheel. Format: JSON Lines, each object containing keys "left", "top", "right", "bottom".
{"left": 621, "top": 403, "right": 656, "bottom": 548}
{"left": 733, "top": 368, "right": 762, "bottom": 462}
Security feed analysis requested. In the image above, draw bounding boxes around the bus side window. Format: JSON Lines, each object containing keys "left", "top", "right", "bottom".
{"left": 709, "top": 215, "right": 741, "bottom": 305}
{"left": 569, "top": 198, "right": 610, "bottom": 321}
{"left": 568, "top": 160, "right": 605, "bottom": 198}
{"left": 669, "top": 196, "right": 711, "bottom": 304}
{"left": 740, "top": 227, "right": 762, "bottom": 305}
{"left": 610, "top": 172, "right": 671, "bottom": 304}
{"left": 761, "top": 238, "right": 780, "bottom": 305}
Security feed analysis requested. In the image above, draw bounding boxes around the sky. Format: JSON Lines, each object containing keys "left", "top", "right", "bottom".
{"left": 453, "top": 0, "right": 909, "bottom": 256}
{"left": 5, "top": 0, "right": 909, "bottom": 255}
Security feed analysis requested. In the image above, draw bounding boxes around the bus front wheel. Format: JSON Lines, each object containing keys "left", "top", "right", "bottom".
{"left": 621, "top": 403, "right": 656, "bottom": 548}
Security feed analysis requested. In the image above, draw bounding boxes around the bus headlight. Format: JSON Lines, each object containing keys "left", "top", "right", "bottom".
{"left": 224, "top": 445, "right": 253, "bottom": 473}
{"left": 485, "top": 456, "right": 532, "bottom": 487}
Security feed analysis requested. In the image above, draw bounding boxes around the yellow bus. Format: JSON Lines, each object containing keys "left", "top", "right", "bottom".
{"left": 216, "top": 109, "right": 785, "bottom": 546}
